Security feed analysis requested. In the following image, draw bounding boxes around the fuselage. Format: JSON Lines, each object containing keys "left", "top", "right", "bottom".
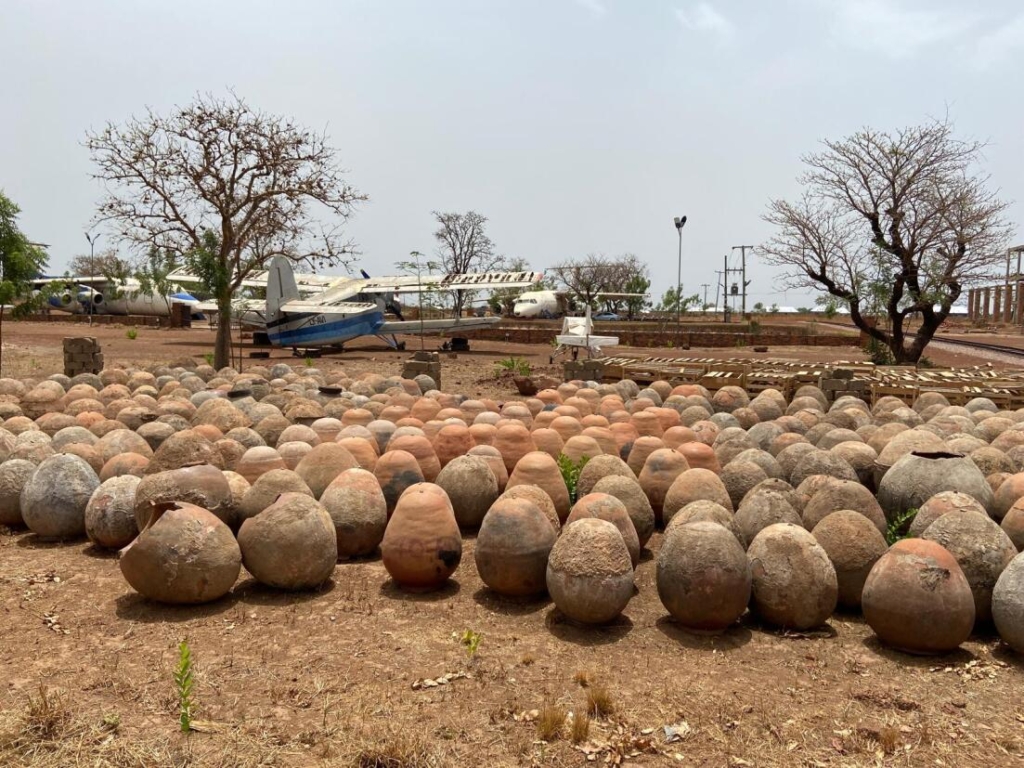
{"left": 513, "top": 290, "right": 560, "bottom": 318}
{"left": 45, "top": 280, "right": 202, "bottom": 317}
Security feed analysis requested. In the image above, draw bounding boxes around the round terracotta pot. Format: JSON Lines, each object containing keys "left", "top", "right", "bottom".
{"left": 373, "top": 450, "right": 425, "bottom": 517}
{"left": 626, "top": 436, "right": 666, "bottom": 477}
{"left": 295, "top": 443, "right": 359, "bottom": 499}
{"left": 85, "top": 475, "right": 141, "bottom": 549}
{"left": 546, "top": 518, "right": 634, "bottom": 624}
{"left": 134, "top": 462, "right": 236, "bottom": 530}
{"left": 435, "top": 455, "right": 500, "bottom": 530}
{"left": 500, "top": 485, "right": 561, "bottom": 534}
{"left": 549, "top": 416, "right": 583, "bottom": 443}
{"left": 566, "top": 492, "right": 640, "bottom": 568}
{"left": 638, "top": 448, "right": 690, "bottom": 523}
{"left": 577, "top": 454, "right": 634, "bottom": 499}
{"left": 469, "top": 423, "right": 497, "bottom": 447}
{"left": 506, "top": 451, "right": 571, "bottom": 523}
{"left": 657, "top": 520, "right": 751, "bottom": 632}
{"left": 98, "top": 452, "right": 150, "bottom": 482}
{"left": 467, "top": 445, "right": 509, "bottom": 492}
{"left": 381, "top": 483, "right": 462, "bottom": 591}
{"left": 530, "top": 428, "right": 565, "bottom": 460}
{"left": 581, "top": 427, "right": 616, "bottom": 456}
{"left": 338, "top": 437, "right": 378, "bottom": 472}
{"left": 661, "top": 426, "right": 697, "bottom": 450}
{"left": 475, "top": 497, "right": 556, "bottom": 597}
{"left": 410, "top": 398, "right": 441, "bottom": 423}
{"left": 610, "top": 422, "right": 640, "bottom": 461}
{"left": 562, "top": 435, "right": 603, "bottom": 464}
{"left": 432, "top": 424, "right": 473, "bottom": 468}
{"left": 388, "top": 434, "right": 441, "bottom": 482}
{"left": 493, "top": 423, "right": 537, "bottom": 477}
{"left": 119, "top": 501, "right": 241, "bottom": 604}
{"left": 238, "top": 492, "right": 337, "bottom": 589}
{"left": 631, "top": 411, "right": 664, "bottom": 438}
{"left": 862, "top": 538, "right": 975, "bottom": 654}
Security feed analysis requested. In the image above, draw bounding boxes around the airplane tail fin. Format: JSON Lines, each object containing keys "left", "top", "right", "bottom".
{"left": 266, "top": 257, "right": 300, "bottom": 323}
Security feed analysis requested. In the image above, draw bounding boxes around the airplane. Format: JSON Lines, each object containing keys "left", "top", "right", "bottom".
{"left": 172, "top": 257, "right": 544, "bottom": 351}
{"left": 552, "top": 305, "right": 621, "bottom": 360}
{"left": 512, "top": 289, "right": 647, "bottom": 319}
{"left": 30, "top": 275, "right": 204, "bottom": 318}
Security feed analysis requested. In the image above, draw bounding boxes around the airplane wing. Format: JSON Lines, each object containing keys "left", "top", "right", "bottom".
{"left": 30, "top": 275, "right": 110, "bottom": 287}
{"left": 359, "top": 271, "right": 543, "bottom": 294}
{"left": 378, "top": 317, "right": 502, "bottom": 334}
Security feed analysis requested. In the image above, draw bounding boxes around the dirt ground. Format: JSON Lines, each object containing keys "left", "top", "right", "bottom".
{"left": 1, "top": 320, "right": 1024, "bottom": 767}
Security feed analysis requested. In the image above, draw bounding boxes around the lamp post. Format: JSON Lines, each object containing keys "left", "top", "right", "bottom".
{"left": 673, "top": 215, "right": 687, "bottom": 341}
{"left": 84, "top": 232, "right": 101, "bottom": 326}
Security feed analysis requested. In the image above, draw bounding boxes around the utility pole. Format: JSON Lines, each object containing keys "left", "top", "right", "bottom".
{"left": 732, "top": 245, "right": 754, "bottom": 317}
{"left": 84, "top": 232, "right": 101, "bottom": 326}
{"left": 713, "top": 271, "right": 722, "bottom": 319}
{"left": 722, "top": 254, "right": 729, "bottom": 323}
{"left": 700, "top": 283, "right": 709, "bottom": 312}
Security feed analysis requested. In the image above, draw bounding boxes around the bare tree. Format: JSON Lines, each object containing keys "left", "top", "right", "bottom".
{"left": 760, "top": 119, "right": 1012, "bottom": 363}
{"left": 550, "top": 253, "right": 648, "bottom": 313}
{"left": 432, "top": 211, "right": 502, "bottom": 318}
{"left": 69, "top": 249, "right": 133, "bottom": 279}
{"left": 87, "top": 92, "right": 366, "bottom": 368}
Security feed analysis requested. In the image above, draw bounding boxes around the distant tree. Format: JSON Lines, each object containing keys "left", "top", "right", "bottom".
{"left": 753, "top": 301, "right": 765, "bottom": 313}
{"left": 432, "top": 211, "right": 504, "bottom": 318}
{"left": 797, "top": 306, "right": 811, "bottom": 314}
{"left": 0, "top": 191, "right": 48, "bottom": 373}
{"left": 656, "top": 287, "right": 700, "bottom": 314}
{"left": 551, "top": 253, "right": 647, "bottom": 312}
{"left": 623, "top": 271, "right": 651, "bottom": 320}
{"left": 760, "top": 118, "right": 1012, "bottom": 364}
{"left": 489, "top": 256, "right": 531, "bottom": 316}
{"left": 86, "top": 92, "right": 366, "bottom": 368}
{"left": 769, "top": 303, "right": 780, "bottom": 313}
{"left": 68, "top": 250, "right": 133, "bottom": 280}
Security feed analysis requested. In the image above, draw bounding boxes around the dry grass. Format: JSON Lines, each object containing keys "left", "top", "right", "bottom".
{"left": 586, "top": 682, "right": 614, "bottom": 719}
{"left": 573, "top": 670, "right": 590, "bottom": 688}
{"left": 520, "top": 653, "right": 535, "bottom": 666}
{"left": 350, "top": 729, "right": 452, "bottom": 768}
{"left": 536, "top": 705, "right": 566, "bottom": 742}
{"left": 570, "top": 710, "right": 591, "bottom": 744}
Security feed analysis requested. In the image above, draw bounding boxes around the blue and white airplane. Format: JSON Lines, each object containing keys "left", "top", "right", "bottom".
{"left": 184, "top": 256, "right": 543, "bottom": 350}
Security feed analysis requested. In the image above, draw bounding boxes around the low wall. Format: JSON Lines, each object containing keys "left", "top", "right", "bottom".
{"left": 472, "top": 325, "right": 854, "bottom": 348}
{"left": 23, "top": 312, "right": 167, "bottom": 328}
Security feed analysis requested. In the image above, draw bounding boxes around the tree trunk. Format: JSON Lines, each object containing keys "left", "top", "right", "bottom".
{"left": 214, "top": 289, "right": 232, "bottom": 370}
{"left": 0, "top": 306, "right": 4, "bottom": 377}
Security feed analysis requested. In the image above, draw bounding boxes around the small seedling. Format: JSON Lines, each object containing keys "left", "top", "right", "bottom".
{"left": 557, "top": 453, "right": 591, "bottom": 503}
{"left": 571, "top": 710, "right": 591, "bottom": 744}
{"left": 460, "top": 629, "right": 482, "bottom": 658}
{"left": 886, "top": 508, "right": 918, "bottom": 545}
{"left": 494, "top": 356, "right": 531, "bottom": 376}
{"left": 585, "top": 682, "right": 614, "bottom": 718}
{"left": 304, "top": 356, "right": 314, "bottom": 367}
{"left": 125, "top": 327, "right": 138, "bottom": 340}
{"left": 202, "top": 352, "right": 215, "bottom": 366}
{"left": 174, "top": 640, "right": 195, "bottom": 733}
{"left": 536, "top": 705, "right": 566, "bottom": 741}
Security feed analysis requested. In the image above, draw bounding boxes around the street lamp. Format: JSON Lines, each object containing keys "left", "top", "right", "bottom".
{"left": 84, "top": 232, "right": 101, "bottom": 326}
{"left": 673, "top": 215, "right": 687, "bottom": 338}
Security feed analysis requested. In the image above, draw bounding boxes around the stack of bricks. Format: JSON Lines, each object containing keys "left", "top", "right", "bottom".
{"left": 401, "top": 351, "right": 442, "bottom": 390}
{"left": 819, "top": 368, "right": 870, "bottom": 403}
{"left": 63, "top": 337, "right": 104, "bottom": 377}
{"left": 563, "top": 359, "right": 606, "bottom": 382}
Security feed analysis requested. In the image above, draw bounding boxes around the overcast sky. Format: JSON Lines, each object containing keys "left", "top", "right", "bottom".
{"left": 3, "top": 0, "right": 1022, "bottom": 308}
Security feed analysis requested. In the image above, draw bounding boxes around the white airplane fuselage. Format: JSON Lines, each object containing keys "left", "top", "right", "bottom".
{"left": 513, "top": 290, "right": 561, "bottom": 318}
{"left": 45, "top": 279, "right": 202, "bottom": 318}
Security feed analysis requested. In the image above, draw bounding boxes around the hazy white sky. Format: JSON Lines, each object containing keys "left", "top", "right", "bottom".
{"left": 2, "top": 0, "right": 1022, "bottom": 308}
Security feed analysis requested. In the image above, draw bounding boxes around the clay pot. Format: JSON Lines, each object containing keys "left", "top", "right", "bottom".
{"left": 467, "top": 445, "right": 508, "bottom": 492}
{"left": 381, "top": 483, "right": 462, "bottom": 591}
{"left": 993, "top": 553, "right": 1024, "bottom": 652}
{"left": 235, "top": 446, "right": 286, "bottom": 484}
{"left": 719, "top": 461, "right": 768, "bottom": 511}
{"left": 506, "top": 451, "right": 570, "bottom": 523}
{"left": 734, "top": 490, "right": 802, "bottom": 549}
{"left": 435, "top": 455, "right": 499, "bottom": 530}
{"left": 663, "top": 468, "right": 733, "bottom": 525}
{"left": 566, "top": 492, "right": 640, "bottom": 568}
{"left": 97, "top": 428, "right": 153, "bottom": 465}
{"left": 21, "top": 453, "right": 100, "bottom": 540}
{"left": 802, "top": 480, "right": 887, "bottom": 535}
{"left": 546, "top": 518, "right": 633, "bottom": 624}
{"left": 590, "top": 475, "right": 655, "bottom": 548}
{"left": 631, "top": 411, "right": 664, "bottom": 438}
{"left": 550, "top": 416, "right": 583, "bottom": 442}
{"left": 294, "top": 443, "right": 358, "bottom": 499}
{"left": 373, "top": 450, "right": 425, "bottom": 517}
{"left": 500, "top": 485, "right": 561, "bottom": 535}
{"left": 475, "top": 497, "right": 556, "bottom": 597}
{"left": 577, "top": 455, "right": 634, "bottom": 499}
{"left": 85, "top": 475, "right": 141, "bottom": 549}
{"left": 237, "top": 492, "right": 336, "bottom": 589}
{"left": 530, "top": 428, "right": 565, "bottom": 460}
{"left": 638, "top": 449, "right": 690, "bottom": 523}
{"left": 146, "top": 430, "right": 223, "bottom": 474}
{"left": 432, "top": 424, "right": 473, "bottom": 468}
{"left": 666, "top": 500, "right": 740, "bottom": 542}
{"left": 626, "top": 436, "right": 665, "bottom": 476}
{"left": 657, "top": 520, "right": 751, "bottom": 632}
{"left": 878, "top": 451, "right": 994, "bottom": 520}
{"left": 921, "top": 511, "right": 1016, "bottom": 622}
{"left": 994, "top": 473, "right": 1024, "bottom": 521}
{"left": 811, "top": 511, "right": 888, "bottom": 608}
{"left": 239, "top": 468, "right": 314, "bottom": 520}
{"left": 661, "top": 426, "right": 698, "bottom": 450}
{"left": 862, "top": 539, "right": 975, "bottom": 654}
{"left": 99, "top": 452, "right": 150, "bottom": 482}
{"left": 119, "top": 501, "right": 241, "bottom": 604}
{"left": 388, "top": 434, "right": 442, "bottom": 483}
{"left": 134, "top": 463, "right": 235, "bottom": 530}
{"left": 320, "top": 468, "right": 387, "bottom": 559}
{"left": 1002, "top": 504, "right": 1024, "bottom": 552}
{"left": 747, "top": 523, "right": 838, "bottom": 630}
{"left": 493, "top": 423, "right": 537, "bottom": 476}
{"left": 0, "top": 459, "right": 38, "bottom": 526}
{"left": 562, "top": 435, "right": 603, "bottom": 463}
